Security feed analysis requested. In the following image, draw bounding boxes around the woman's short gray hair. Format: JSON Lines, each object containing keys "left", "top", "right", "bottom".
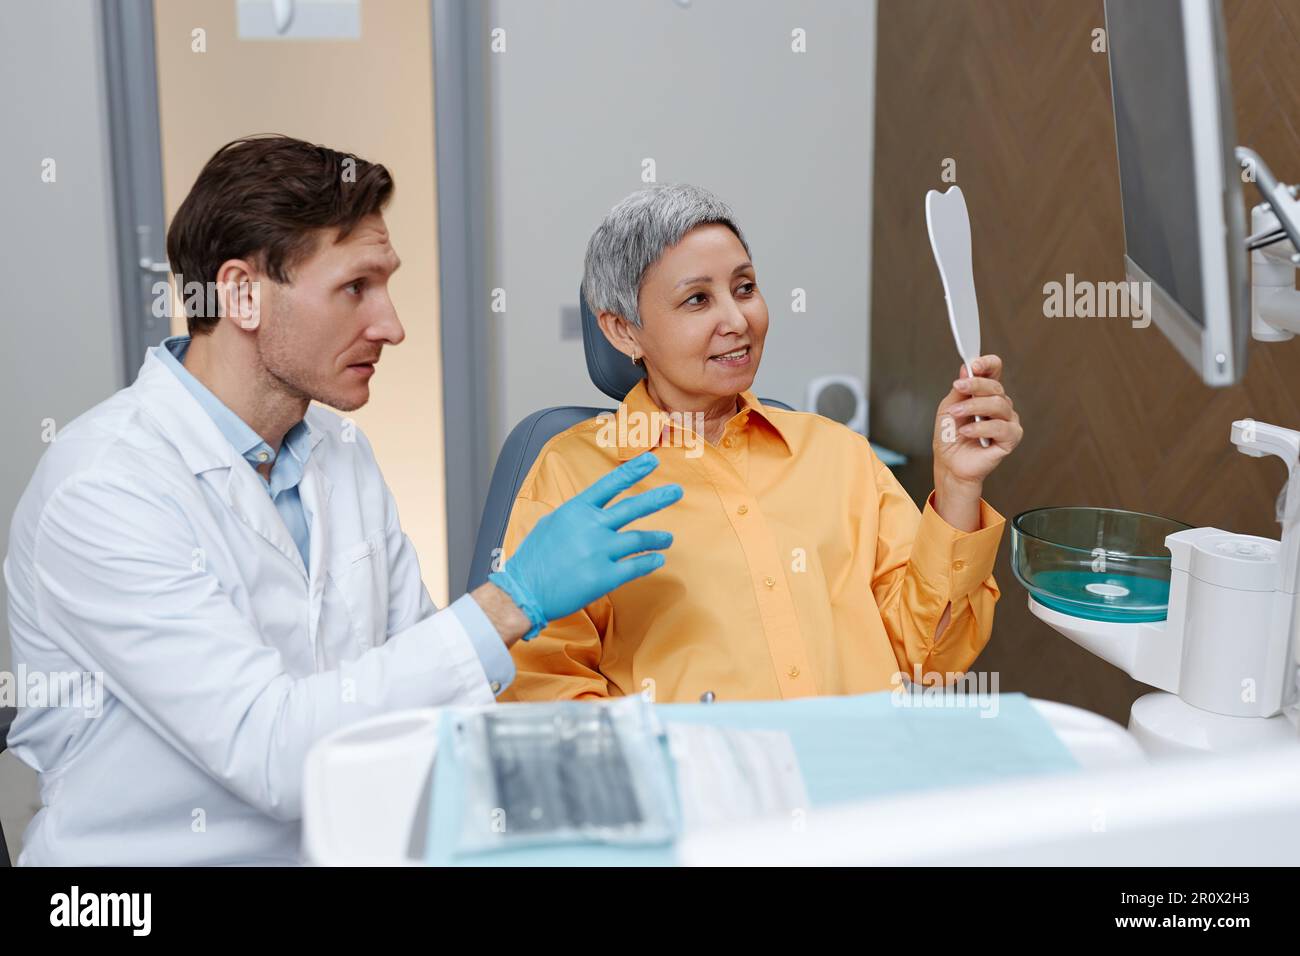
{"left": 582, "top": 183, "right": 750, "bottom": 328}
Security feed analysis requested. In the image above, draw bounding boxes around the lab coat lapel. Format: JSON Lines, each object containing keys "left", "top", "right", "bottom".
{"left": 222, "top": 464, "right": 308, "bottom": 581}
{"left": 133, "top": 350, "right": 308, "bottom": 581}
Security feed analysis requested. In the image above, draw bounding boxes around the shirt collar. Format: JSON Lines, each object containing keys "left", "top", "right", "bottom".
{"left": 612, "top": 379, "right": 793, "bottom": 460}
{"left": 154, "top": 335, "right": 314, "bottom": 484}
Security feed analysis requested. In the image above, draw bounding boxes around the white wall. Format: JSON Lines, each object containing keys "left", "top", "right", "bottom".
{"left": 0, "top": 0, "right": 124, "bottom": 860}
{"left": 486, "top": 0, "right": 876, "bottom": 445}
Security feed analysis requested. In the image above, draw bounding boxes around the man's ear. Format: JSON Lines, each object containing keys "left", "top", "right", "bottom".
{"left": 596, "top": 310, "right": 642, "bottom": 361}
{"left": 215, "top": 259, "right": 263, "bottom": 332}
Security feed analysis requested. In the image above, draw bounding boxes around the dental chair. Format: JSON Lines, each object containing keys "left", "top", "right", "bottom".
{"left": 466, "top": 288, "right": 793, "bottom": 591}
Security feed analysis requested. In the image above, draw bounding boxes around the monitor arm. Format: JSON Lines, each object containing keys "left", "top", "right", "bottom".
{"left": 1237, "top": 147, "right": 1300, "bottom": 339}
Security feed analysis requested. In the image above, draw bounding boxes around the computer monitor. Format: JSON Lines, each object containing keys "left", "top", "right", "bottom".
{"left": 1105, "top": 0, "right": 1248, "bottom": 387}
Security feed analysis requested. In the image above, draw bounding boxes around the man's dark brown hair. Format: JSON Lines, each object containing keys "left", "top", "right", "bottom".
{"left": 166, "top": 134, "right": 394, "bottom": 335}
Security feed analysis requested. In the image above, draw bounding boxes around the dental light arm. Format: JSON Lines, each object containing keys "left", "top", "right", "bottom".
{"left": 1236, "top": 147, "right": 1300, "bottom": 259}
{"left": 1237, "top": 147, "right": 1300, "bottom": 340}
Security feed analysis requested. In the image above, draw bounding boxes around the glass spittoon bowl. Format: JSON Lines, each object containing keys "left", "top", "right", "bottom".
{"left": 1011, "top": 507, "right": 1193, "bottom": 623}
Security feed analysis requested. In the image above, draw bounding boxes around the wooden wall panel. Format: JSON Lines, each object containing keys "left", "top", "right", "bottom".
{"left": 871, "top": 0, "right": 1300, "bottom": 722}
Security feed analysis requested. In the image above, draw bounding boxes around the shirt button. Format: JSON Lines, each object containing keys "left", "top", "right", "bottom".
{"left": 788, "top": 666, "right": 800, "bottom": 679}
{"left": 764, "top": 575, "right": 776, "bottom": 588}
{"left": 953, "top": 560, "right": 966, "bottom": 571}
{"left": 723, "top": 437, "right": 734, "bottom": 448}
{"left": 737, "top": 504, "right": 749, "bottom": 516}
{"left": 490, "top": 681, "right": 502, "bottom": 694}
{"left": 257, "top": 451, "right": 270, "bottom": 462}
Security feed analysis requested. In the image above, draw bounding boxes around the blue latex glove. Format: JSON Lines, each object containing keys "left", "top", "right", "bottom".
{"left": 490, "top": 451, "right": 683, "bottom": 639}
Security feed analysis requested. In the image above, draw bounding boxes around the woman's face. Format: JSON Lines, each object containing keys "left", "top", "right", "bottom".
{"left": 624, "top": 223, "right": 768, "bottom": 409}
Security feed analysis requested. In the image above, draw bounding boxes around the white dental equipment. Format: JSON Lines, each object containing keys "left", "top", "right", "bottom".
{"left": 1028, "top": 419, "right": 1300, "bottom": 755}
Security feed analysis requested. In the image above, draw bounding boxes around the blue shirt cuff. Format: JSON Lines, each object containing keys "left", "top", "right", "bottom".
{"left": 449, "top": 594, "right": 515, "bottom": 696}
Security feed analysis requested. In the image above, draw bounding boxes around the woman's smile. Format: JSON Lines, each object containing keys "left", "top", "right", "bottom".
{"left": 709, "top": 344, "right": 751, "bottom": 368}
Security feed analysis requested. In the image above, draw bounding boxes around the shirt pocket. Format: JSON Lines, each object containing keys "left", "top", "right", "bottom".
{"left": 326, "top": 529, "right": 391, "bottom": 651}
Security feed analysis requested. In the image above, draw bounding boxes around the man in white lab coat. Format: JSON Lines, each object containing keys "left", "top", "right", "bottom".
{"left": 3, "top": 135, "right": 681, "bottom": 865}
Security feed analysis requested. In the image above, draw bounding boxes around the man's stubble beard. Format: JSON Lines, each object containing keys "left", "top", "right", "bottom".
{"left": 257, "top": 288, "right": 367, "bottom": 414}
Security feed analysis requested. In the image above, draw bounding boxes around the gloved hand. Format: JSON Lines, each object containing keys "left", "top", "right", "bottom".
{"left": 490, "top": 451, "right": 683, "bottom": 639}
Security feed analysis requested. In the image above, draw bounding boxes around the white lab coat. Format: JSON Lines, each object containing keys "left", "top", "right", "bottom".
{"left": 4, "top": 349, "right": 495, "bottom": 865}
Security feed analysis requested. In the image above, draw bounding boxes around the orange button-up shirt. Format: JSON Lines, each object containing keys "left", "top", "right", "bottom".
{"left": 499, "top": 381, "right": 1006, "bottom": 703}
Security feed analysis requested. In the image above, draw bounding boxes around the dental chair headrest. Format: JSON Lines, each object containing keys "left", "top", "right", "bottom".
{"left": 580, "top": 285, "right": 645, "bottom": 402}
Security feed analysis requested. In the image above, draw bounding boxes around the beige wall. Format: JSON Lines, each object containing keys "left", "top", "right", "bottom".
{"left": 153, "top": 0, "right": 450, "bottom": 603}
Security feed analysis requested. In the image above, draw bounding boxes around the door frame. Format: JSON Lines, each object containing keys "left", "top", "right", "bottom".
{"left": 432, "top": 0, "right": 495, "bottom": 596}
{"left": 101, "top": 0, "right": 170, "bottom": 383}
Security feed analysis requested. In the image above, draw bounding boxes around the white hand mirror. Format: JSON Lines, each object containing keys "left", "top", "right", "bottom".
{"left": 925, "top": 185, "right": 989, "bottom": 447}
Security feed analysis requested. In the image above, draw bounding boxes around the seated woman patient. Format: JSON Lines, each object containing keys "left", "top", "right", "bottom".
{"left": 498, "top": 184, "right": 1023, "bottom": 703}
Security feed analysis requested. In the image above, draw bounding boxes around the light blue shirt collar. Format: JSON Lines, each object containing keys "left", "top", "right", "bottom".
{"left": 155, "top": 334, "right": 312, "bottom": 496}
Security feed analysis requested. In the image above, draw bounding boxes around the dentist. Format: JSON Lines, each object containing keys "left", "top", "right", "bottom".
{"left": 3, "top": 135, "right": 681, "bottom": 865}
